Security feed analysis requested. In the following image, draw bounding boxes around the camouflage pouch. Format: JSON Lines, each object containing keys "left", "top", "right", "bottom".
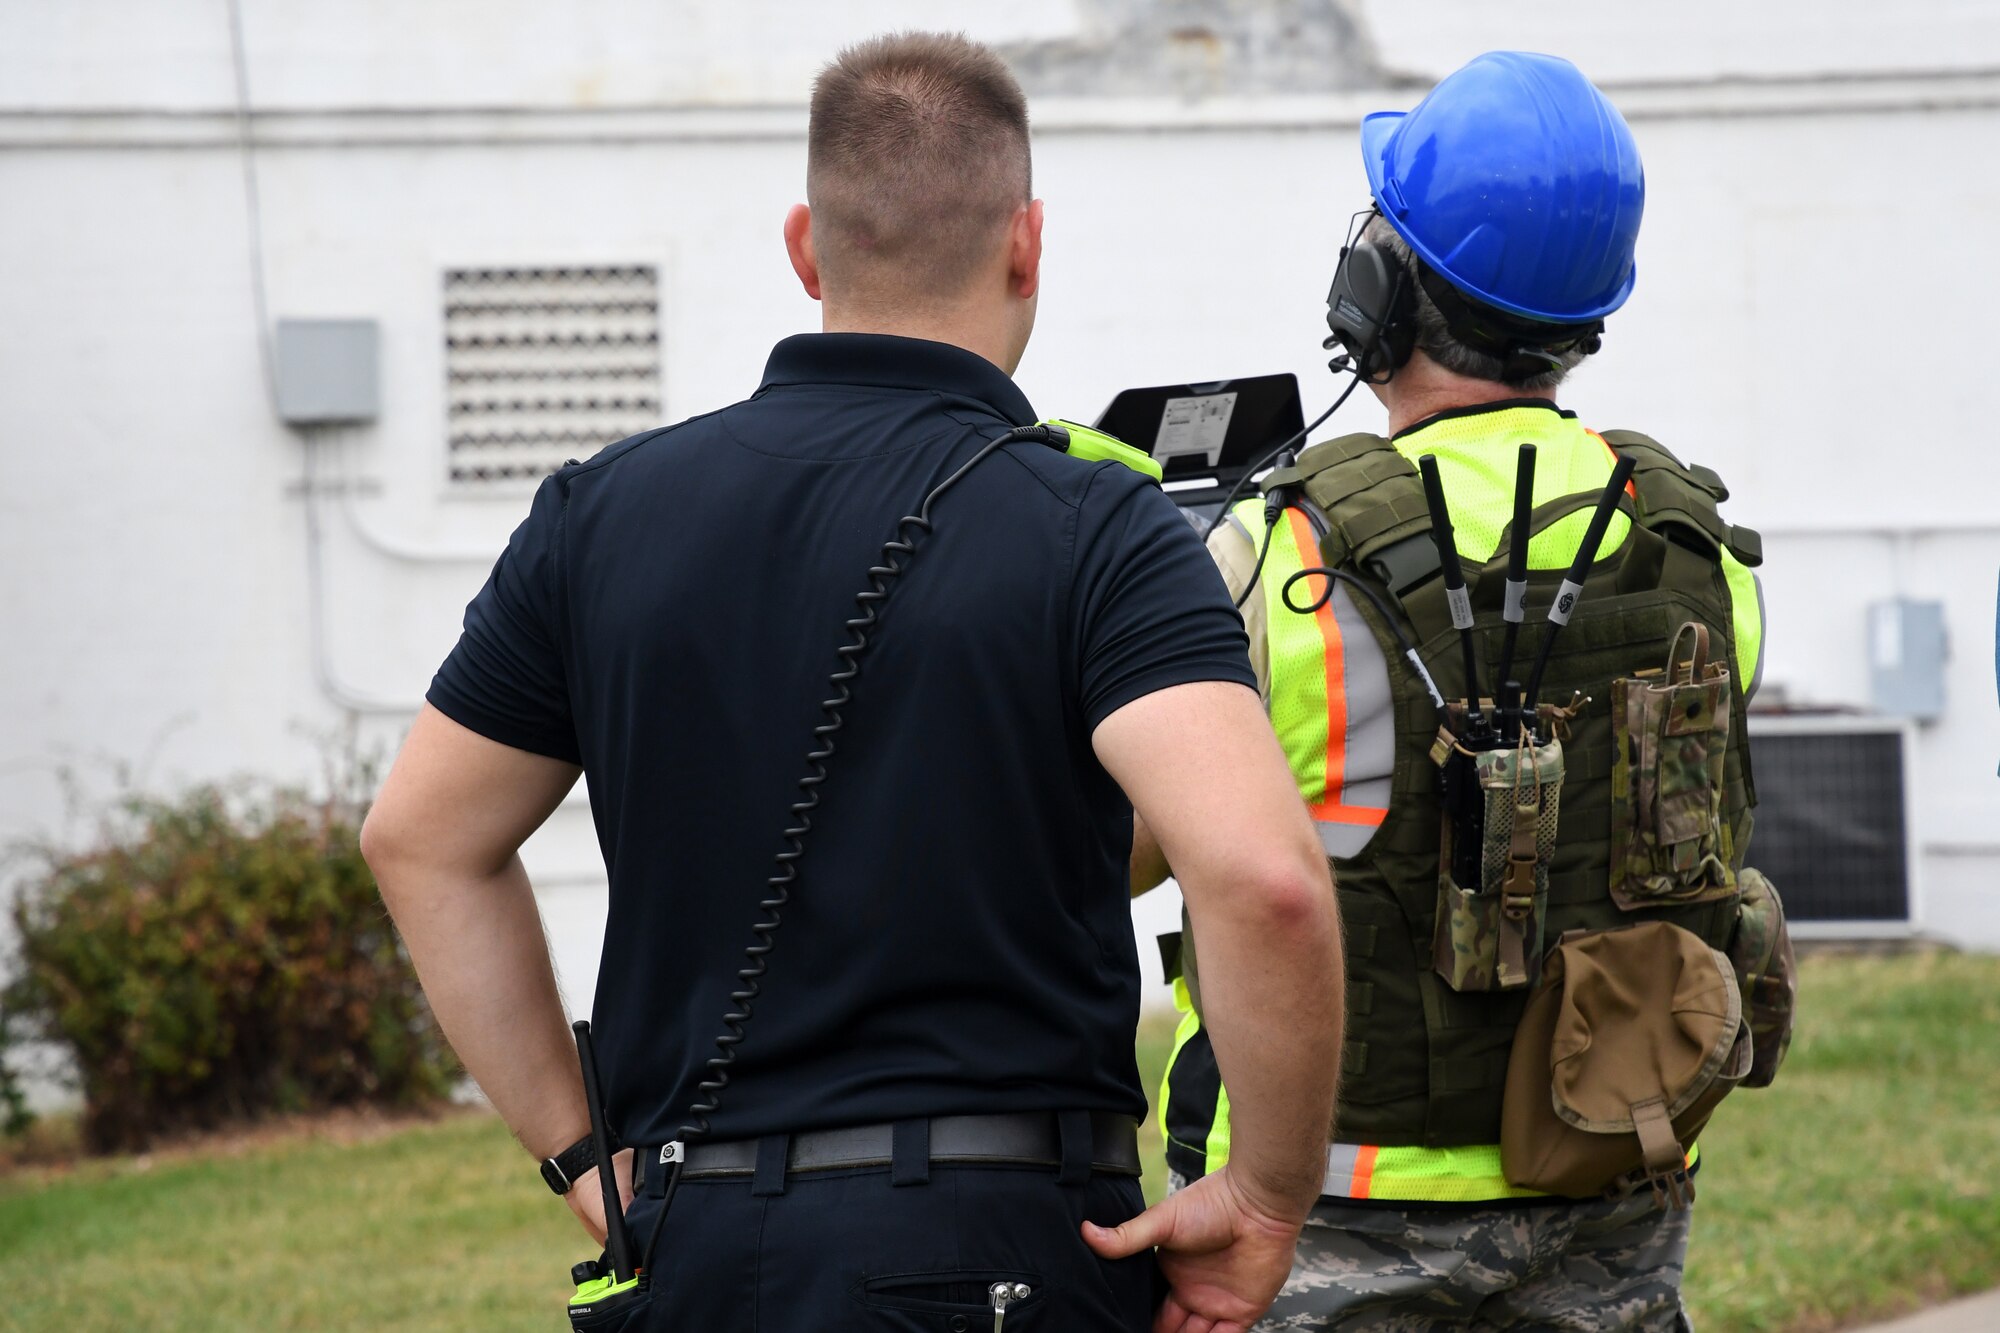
{"left": 1432, "top": 728, "right": 1565, "bottom": 992}
{"left": 1610, "top": 621, "right": 1738, "bottom": 910}
{"left": 1727, "top": 867, "right": 1797, "bottom": 1088}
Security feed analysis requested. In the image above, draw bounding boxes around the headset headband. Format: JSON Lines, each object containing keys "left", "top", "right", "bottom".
{"left": 1414, "top": 259, "right": 1604, "bottom": 362}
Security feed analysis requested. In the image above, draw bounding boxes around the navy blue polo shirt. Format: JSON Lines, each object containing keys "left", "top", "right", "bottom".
{"left": 428, "top": 333, "right": 1255, "bottom": 1145}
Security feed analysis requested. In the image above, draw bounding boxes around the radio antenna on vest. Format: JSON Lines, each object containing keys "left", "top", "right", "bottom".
{"left": 1417, "top": 455, "right": 1489, "bottom": 743}
{"left": 1522, "top": 454, "right": 1636, "bottom": 729}
{"left": 1495, "top": 444, "right": 1537, "bottom": 739}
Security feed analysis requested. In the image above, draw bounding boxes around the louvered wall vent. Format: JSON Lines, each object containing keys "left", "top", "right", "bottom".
{"left": 444, "top": 265, "right": 661, "bottom": 484}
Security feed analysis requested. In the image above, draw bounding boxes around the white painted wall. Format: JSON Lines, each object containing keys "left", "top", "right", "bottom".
{"left": 4, "top": 4, "right": 1998, "bottom": 1061}
{"left": 12, "top": 0, "right": 1998, "bottom": 111}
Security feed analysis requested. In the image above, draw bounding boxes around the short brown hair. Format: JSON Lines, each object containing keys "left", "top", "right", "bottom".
{"left": 808, "top": 32, "right": 1032, "bottom": 303}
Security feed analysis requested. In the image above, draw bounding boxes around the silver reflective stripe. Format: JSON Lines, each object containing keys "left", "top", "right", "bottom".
{"left": 1746, "top": 571, "right": 1767, "bottom": 704}
{"left": 1343, "top": 775, "right": 1393, "bottom": 816}
{"left": 1322, "top": 1142, "right": 1365, "bottom": 1196}
{"left": 1504, "top": 579, "right": 1528, "bottom": 622}
{"left": 1262, "top": 497, "right": 1389, "bottom": 857}
{"left": 1446, "top": 584, "right": 1474, "bottom": 629}
{"left": 1548, "top": 578, "right": 1586, "bottom": 627}
{"left": 1224, "top": 511, "right": 1255, "bottom": 548}
{"left": 1331, "top": 582, "right": 1394, "bottom": 825}
{"left": 1317, "top": 821, "right": 1377, "bottom": 857}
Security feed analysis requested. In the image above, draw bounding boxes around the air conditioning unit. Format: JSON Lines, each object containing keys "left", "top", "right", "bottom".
{"left": 1744, "top": 714, "right": 1918, "bottom": 938}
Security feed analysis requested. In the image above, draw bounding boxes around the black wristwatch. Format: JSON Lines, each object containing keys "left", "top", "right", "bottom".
{"left": 540, "top": 1132, "right": 606, "bottom": 1196}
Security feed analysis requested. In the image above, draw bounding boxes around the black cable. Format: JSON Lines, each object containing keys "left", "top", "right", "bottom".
{"left": 1233, "top": 447, "right": 1302, "bottom": 610}
{"left": 1199, "top": 370, "right": 1364, "bottom": 544}
{"left": 1281, "top": 564, "right": 1446, "bottom": 713}
{"left": 638, "top": 422, "right": 1058, "bottom": 1284}
{"left": 1233, "top": 516, "right": 1282, "bottom": 611}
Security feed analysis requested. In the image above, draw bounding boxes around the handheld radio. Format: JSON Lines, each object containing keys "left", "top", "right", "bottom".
{"left": 566, "top": 1021, "right": 646, "bottom": 1328}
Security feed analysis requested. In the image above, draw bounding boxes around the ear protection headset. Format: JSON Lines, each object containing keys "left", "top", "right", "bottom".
{"left": 1324, "top": 210, "right": 1608, "bottom": 387}
{"left": 1323, "top": 217, "right": 1418, "bottom": 383}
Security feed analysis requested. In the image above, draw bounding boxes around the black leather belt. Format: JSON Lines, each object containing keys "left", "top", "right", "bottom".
{"left": 640, "top": 1111, "right": 1141, "bottom": 1190}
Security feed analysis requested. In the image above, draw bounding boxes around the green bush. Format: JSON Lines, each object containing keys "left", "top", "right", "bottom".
{"left": 3, "top": 786, "right": 455, "bottom": 1152}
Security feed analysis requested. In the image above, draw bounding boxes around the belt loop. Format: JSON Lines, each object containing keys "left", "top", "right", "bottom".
{"left": 1056, "top": 1110, "right": 1092, "bottom": 1187}
{"left": 751, "top": 1133, "right": 790, "bottom": 1197}
{"left": 891, "top": 1118, "right": 931, "bottom": 1187}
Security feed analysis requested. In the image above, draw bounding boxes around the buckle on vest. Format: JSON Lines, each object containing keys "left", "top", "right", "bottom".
{"left": 1623, "top": 1100, "right": 1696, "bottom": 1209}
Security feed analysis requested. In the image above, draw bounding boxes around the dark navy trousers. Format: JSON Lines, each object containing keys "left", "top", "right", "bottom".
{"left": 618, "top": 1160, "right": 1160, "bottom": 1331}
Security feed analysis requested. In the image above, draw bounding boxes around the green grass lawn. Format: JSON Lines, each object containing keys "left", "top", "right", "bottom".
{"left": 0, "top": 952, "right": 1994, "bottom": 1331}
{"left": 1680, "top": 950, "right": 2000, "bottom": 1330}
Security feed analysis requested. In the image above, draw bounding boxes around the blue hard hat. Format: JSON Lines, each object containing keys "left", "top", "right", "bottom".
{"left": 1360, "top": 51, "right": 1644, "bottom": 324}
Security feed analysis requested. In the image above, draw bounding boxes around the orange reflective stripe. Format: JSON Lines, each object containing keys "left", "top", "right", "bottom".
{"left": 1587, "top": 429, "right": 1639, "bottom": 499}
{"left": 1284, "top": 507, "right": 1389, "bottom": 830}
{"left": 1350, "top": 1144, "right": 1378, "bottom": 1200}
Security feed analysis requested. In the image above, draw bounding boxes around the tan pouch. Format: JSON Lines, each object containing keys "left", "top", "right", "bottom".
{"left": 1501, "top": 921, "right": 1752, "bottom": 1204}
{"left": 1609, "top": 622, "right": 1738, "bottom": 910}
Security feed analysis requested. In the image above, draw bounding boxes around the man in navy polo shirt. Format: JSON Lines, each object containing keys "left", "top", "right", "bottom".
{"left": 363, "top": 33, "right": 1342, "bottom": 1333}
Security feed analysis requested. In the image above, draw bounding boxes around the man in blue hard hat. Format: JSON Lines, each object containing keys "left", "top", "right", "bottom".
{"left": 1128, "top": 52, "right": 1782, "bottom": 1329}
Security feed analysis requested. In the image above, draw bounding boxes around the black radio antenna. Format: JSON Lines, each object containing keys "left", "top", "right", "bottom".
{"left": 1417, "top": 454, "right": 1488, "bottom": 740}
{"left": 1522, "top": 454, "right": 1636, "bottom": 722}
{"left": 1494, "top": 444, "right": 1537, "bottom": 738}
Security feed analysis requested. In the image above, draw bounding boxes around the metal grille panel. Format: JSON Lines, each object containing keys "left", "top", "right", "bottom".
{"left": 444, "top": 265, "right": 661, "bottom": 484}
{"left": 1743, "top": 725, "right": 1911, "bottom": 923}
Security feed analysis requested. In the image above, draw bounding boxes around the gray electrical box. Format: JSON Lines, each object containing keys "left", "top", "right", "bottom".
{"left": 1869, "top": 598, "right": 1947, "bottom": 720}
{"left": 274, "top": 318, "right": 379, "bottom": 425}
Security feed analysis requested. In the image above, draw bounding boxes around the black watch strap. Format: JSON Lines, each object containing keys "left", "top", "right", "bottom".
{"left": 540, "top": 1132, "right": 602, "bottom": 1196}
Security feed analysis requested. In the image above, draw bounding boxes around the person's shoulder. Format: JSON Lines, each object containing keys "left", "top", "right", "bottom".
{"left": 555, "top": 404, "right": 739, "bottom": 491}
{"left": 998, "top": 442, "right": 1163, "bottom": 516}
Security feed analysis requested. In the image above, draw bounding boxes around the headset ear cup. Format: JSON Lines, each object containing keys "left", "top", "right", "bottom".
{"left": 1325, "top": 250, "right": 1367, "bottom": 369}
{"left": 1327, "top": 240, "right": 1409, "bottom": 380}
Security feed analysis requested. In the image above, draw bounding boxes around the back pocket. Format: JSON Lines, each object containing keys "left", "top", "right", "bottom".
{"left": 852, "top": 1270, "right": 1046, "bottom": 1332}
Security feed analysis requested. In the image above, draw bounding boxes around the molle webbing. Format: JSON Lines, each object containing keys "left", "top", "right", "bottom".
{"left": 1600, "top": 431, "right": 1763, "bottom": 568}
{"left": 1280, "top": 432, "right": 1437, "bottom": 577}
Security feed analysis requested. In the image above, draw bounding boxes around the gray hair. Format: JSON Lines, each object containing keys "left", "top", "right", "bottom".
{"left": 1362, "top": 215, "right": 1588, "bottom": 392}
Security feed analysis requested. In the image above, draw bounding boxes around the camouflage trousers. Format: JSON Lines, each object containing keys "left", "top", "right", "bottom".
{"left": 1248, "top": 1188, "right": 1693, "bottom": 1330}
